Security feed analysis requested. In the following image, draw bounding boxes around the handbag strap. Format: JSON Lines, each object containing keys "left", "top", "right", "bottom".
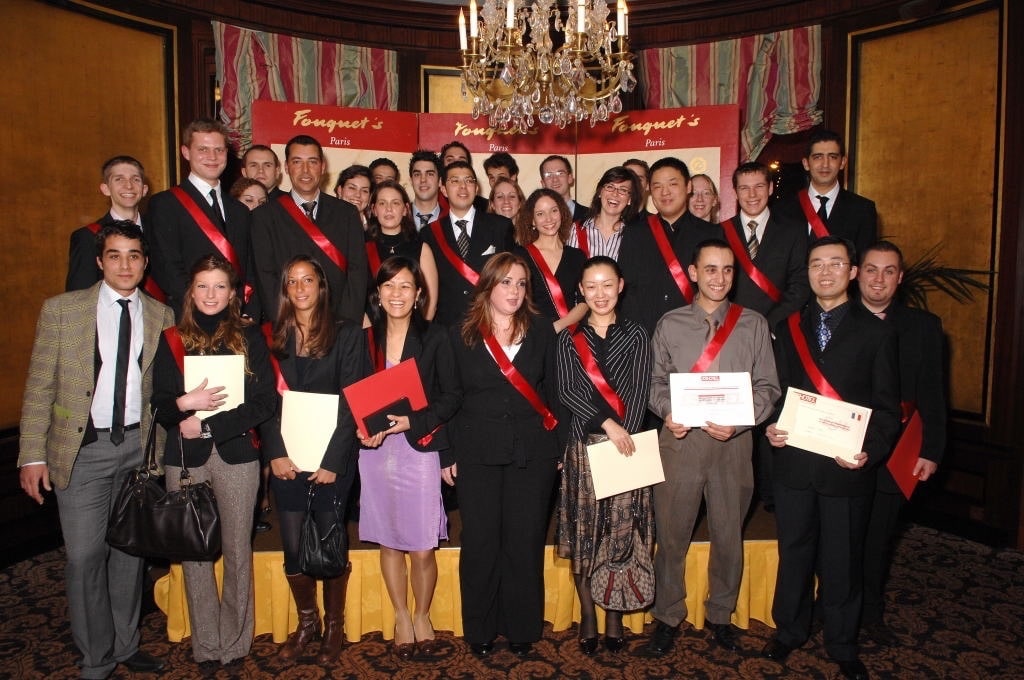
{"left": 305, "top": 482, "right": 343, "bottom": 523}
{"left": 143, "top": 407, "right": 160, "bottom": 471}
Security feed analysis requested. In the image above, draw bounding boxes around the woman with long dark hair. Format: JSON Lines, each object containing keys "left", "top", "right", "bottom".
{"left": 260, "top": 254, "right": 366, "bottom": 665}
{"left": 357, "top": 255, "right": 461, "bottom": 660}
{"left": 567, "top": 166, "right": 641, "bottom": 260}
{"left": 334, "top": 164, "right": 373, "bottom": 228}
{"left": 445, "top": 252, "right": 563, "bottom": 658}
{"left": 152, "top": 253, "right": 277, "bottom": 668}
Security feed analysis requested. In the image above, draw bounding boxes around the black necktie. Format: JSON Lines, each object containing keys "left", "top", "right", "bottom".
{"left": 111, "top": 298, "right": 131, "bottom": 446}
{"left": 455, "top": 219, "right": 470, "bottom": 259}
{"left": 816, "top": 195, "right": 829, "bottom": 224}
{"left": 302, "top": 200, "right": 317, "bottom": 222}
{"left": 209, "top": 189, "right": 226, "bottom": 230}
{"left": 417, "top": 213, "right": 430, "bottom": 229}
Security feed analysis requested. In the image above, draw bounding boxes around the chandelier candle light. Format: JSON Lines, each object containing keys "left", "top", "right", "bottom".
{"left": 458, "top": 0, "right": 636, "bottom": 132}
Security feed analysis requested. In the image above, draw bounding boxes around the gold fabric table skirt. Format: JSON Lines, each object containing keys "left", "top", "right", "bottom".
{"left": 154, "top": 541, "right": 778, "bottom": 643}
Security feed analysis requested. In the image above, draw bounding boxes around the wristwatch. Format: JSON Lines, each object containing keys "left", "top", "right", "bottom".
{"left": 200, "top": 421, "right": 213, "bottom": 439}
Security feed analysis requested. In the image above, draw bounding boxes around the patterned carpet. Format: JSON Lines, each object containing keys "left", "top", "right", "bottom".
{"left": 2, "top": 524, "right": 1023, "bottom": 679}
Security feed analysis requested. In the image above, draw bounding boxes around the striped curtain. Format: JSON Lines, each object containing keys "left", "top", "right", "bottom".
{"left": 639, "top": 26, "right": 822, "bottom": 161}
{"left": 213, "top": 22, "right": 398, "bottom": 151}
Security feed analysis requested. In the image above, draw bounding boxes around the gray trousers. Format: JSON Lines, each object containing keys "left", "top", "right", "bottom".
{"left": 651, "top": 428, "right": 754, "bottom": 627}
{"left": 54, "top": 429, "right": 145, "bottom": 680}
{"left": 166, "top": 449, "right": 259, "bottom": 664}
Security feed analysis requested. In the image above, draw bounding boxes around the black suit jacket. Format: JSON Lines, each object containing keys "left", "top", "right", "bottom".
{"left": 571, "top": 201, "right": 589, "bottom": 224}
{"left": 448, "top": 315, "right": 562, "bottom": 467}
{"left": 147, "top": 181, "right": 258, "bottom": 317}
{"left": 618, "top": 211, "right": 723, "bottom": 335}
{"left": 775, "top": 188, "right": 878, "bottom": 259}
{"left": 260, "top": 322, "right": 367, "bottom": 476}
{"left": 66, "top": 214, "right": 118, "bottom": 292}
{"left": 770, "top": 303, "right": 901, "bottom": 496}
{"left": 250, "top": 193, "right": 368, "bottom": 324}
{"left": 727, "top": 212, "right": 810, "bottom": 327}
{"left": 420, "top": 211, "right": 514, "bottom": 327}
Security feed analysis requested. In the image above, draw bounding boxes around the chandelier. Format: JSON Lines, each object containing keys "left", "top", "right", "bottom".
{"left": 457, "top": 0, "right": 636, "bottom": 132}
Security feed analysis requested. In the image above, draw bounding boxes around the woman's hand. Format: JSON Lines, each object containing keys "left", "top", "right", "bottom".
{"left": 358, "top": 430, "right": 386, "bottom": 449}
{"left": 308, "top": 468, "right": 337, "bottom": 485}
{"left": 385, "top": 415, "right": 411, "bottom": 434}
{"left": 441, "top": 464, "right": 457, "bottom": 486}
{"left": 176, "top": 378, "right": 226, "bottom": 413}
{"left": 602, "top": 418, "right": 635, "bottom": 456}
{"left": 179, "top": 415, "right": 203, "bottom": 439}
{"left": 271, "top": 457, "right": 300, "bottom": 480}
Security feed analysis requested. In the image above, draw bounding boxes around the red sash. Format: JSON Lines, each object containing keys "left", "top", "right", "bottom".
{"left": 798, "top": 192, "right": 830, "bottom": 238}
{"left": 887, "top": 401, "right": 924, "bottom": 500}
{"left": 481, "top": 326, "right": 558, "bottom": 430}
{"left": 86, "top": 221, "right": 167, "bottom": 302}
{"left": 428, "top": 219, "right": 479, "bottom": 286}
{"left": 571, "top": 330, "right": 625, "bottom": 420}
{"left": 721, "top": 219, "right": 783, "bottom": 303}
{"left": 163, "top": 327, "right": 186, "bottom": 374}
{"left": 689, "top": 304, "right": 744, "bottom": 372}
{"left": 365, "top": 326, "right": 440, "bottom": 447}
{"left": 365, "top": 241, "right": 382, "bottom": 277}
{"left": 648, "top": 214, "right": 694, "bottom": 303}
{"left": 786, "top": 312, "right": 841, "bottom": 400}
{"left": 277, "top": 195, "right": 348, "bottom": 272}
{"left": 170, "top": 186, "right": 252, "bottom": 303}
{"left": 259, "top": 323, "right": 288, "bottom": 395}
{"left": 574, "top": 222, "right": 589, "bottom": 258}
{"left": 525, "top": 243, "right": 570, "bottom": 318}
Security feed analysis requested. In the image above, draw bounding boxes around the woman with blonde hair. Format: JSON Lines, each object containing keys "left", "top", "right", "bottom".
{"left": 688, "top": 173, "right": 721, "bottom": 224}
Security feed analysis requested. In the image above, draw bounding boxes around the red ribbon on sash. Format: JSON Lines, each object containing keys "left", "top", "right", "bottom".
{"left": 571, "top": 331, "right": 625, "bottom": 420}
{"left": 689, "top": 304, "right": 744, "bottom": 372}
{"left": 259, "top": 322, "right": 288, "bottom": 395}
{"left": 480, "top": 326, "right": 558, "bottom": 430}
{"left": 170, "top": 187, "right": 252, "bottom": 303}
{"left": 721, "top": 219, "right": 783, "bottom": 304}
{"left": 786, "top": 312, "right": 841, "bottom": 400}
{"left": 365, "top": 241, "right": 382, "bottom": 278}
{"left": 277, "top": 195, "right": 348, "bottom": 272}
{"left": 887, "top": 401, "right": 924, "bottom": 500}
{"left": 163, "top": 327, "right": 186, "bottom": 374}
{"left": 87, "top": 221, "right": 167, "bottom": 303}
{"left": 429, "top": 219, "right": 479, "bottom": 286}
{"left": 798, "top": 192, "right": 830, "bottom": 239}
{"left": 648, "top": 214, "right": 694, "bottom": 303}
{"left": 525, "top": 243, "right": 570, "bottom": 318}
{"left": 574, "top": 222, "right": 589, "bottom": 258}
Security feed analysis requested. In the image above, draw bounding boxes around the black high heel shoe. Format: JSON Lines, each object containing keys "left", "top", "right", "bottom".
{"left": 603, "top": 635, "right": 625, "bottom": 653}
{"left": 579, "top": 636, "right": 599, "bottom": 656}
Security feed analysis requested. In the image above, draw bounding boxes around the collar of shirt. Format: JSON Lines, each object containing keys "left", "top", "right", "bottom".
{"left": 687, "top": 299, "right": 731, "bottom": 331}
{"left": 739, "top": 208, "right": 769, "bottom": 242}
{"left": 99, "top": 280, "right": 141, "bottom": 307}
{"left": 813, "top": 299, "right": 850, "bottom": 333}
{"left": 108, "top": 208, "right": 142, "bottom": 226}
{"left": 807, "top": 183, "right": 841, "bottom": 215}
{"left": 291, "top": 190, "right": 322, "bottom": 219}
{"left": 449, "top": 205, "right": 477, "bottom": 237}
{"left": 415, "top": 203, "right": 441, "bottom": 225}
{"left": 188, "top": 173, "right": 220, "bottom": 206}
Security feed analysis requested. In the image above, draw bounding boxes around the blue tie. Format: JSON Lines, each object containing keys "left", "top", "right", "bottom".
{"left": 817, "top": 310, "right": 832, "bottom": 351}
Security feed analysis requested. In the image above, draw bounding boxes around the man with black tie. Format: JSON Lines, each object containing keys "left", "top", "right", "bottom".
{"left": 420, "top": 161, "right": 513, "bottom": 326}
{"left": 857, "top": 240, "right": 946, "bottom": 646}
{"left": 250, "top": 134, "right": 367, "bottom": 324}
{"left": 20, "top": 222, "right": 175, "bottom": 679}
{"left": 764, "top": 235, "right": 900, "bottom": 680}
{"left": 148, "top": 118, "right": 259, "bottom": 317}
{"left": 774, "top": 130, "right": 877, "bottom": 258}
{"left": 409, "top": 150, "right": 445, "bottom": 232}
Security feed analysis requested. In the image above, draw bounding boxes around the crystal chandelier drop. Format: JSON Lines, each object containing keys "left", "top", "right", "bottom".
{"left": 458, "top": 0, "right": 636, "bottom": 132}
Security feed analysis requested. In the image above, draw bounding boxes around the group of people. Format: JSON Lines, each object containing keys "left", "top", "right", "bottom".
{"left": 18, "top": 121, "right": 944, "bottom": 680}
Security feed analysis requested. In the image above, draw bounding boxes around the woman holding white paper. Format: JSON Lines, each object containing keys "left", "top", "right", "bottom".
{"left": 260, "top": 254, "right": 367, "bottom": 665}
{"left": 357, "top": 255, "right": 461, "bottom": 661}
{"left": 554, "top": 255, "right": 653, "bottom": 655}
{"left": 151, "top": 254, "right": 277, "bottom": 668}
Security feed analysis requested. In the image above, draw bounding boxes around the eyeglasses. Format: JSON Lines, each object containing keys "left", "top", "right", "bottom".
{"left": 542, "top": 170, "right": 568, "bottom": 179}
{"left": 808, "top": 261, "right": 850, "bottom": 273}
{"left": 445, "top": 177, "right": 477, "bottom": 187}
{"left": 602, "top": 184, "right": 631, "bottom": 197}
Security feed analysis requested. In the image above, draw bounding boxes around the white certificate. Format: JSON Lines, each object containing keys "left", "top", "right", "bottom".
{"left": 184, "top": 354, "right": 244, "bottom": 417}
{"left": 669, "top": 372, "right": 755, "bottom": 427}
{"left": 776, "top": 387, "right": 872, "bottom": 464}
{"left": 586, "top": 429, "right": 664, "bottom": 500}
{"left": 281, "top": 391, "right": 339, "bottom": 472}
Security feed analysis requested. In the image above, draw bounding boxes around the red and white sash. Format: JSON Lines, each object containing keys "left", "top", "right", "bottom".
{"left": 798, "top": 192, "right": 830, "bottom": 239}
{"left": 481, "top": 326, "right": 558, "bottom": 430}
{"left": 786, "top": 312, "right": 841, "bottom": 400}
{"left": 648, "top": 214, "right": 694, "bottom": 303}
{"left": 571, "top": 330, "right": 625, "bottom": 420}
{"left": 721, "top": 218, "right": 783, "bottom": 304}
{"left": 277, "top": 196, "right": 348, "bottom": 272}
{"left": 525, "top": 243, "right": 570, "bottom": 318}
{"left": 428, "top": 219, "right": 479, "bottom": 286}
{"left": 170, "top": 187, "right": 252, "bottom": 303}
{"left": 689, "top": 304, "right": 744, "bottom": 372}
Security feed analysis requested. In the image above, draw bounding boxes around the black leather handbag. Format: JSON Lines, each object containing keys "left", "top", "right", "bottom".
{"left": 298, "top": 484, "right": 347, "bottom": 579}
{"left": 107, "top": 416, "right": 222, "bottom": 562}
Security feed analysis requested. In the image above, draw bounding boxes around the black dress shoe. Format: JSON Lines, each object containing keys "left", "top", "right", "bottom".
{"left": 642, "top": 620, "right": 679, "bottom": 657}
{"left": 578, "top": 637, "right": 599, "bottom": 656}
{"left": 603, "top": 635, "right": 625, "bottom": 653}
{"left": 469, "top": 641, "right": 494, "bottom": 657}
{"left": 761, "top": 638, "right": 794, "bottom": 662}
{"left": 837, "top": 658, "right": 870, "bottom": 680}
{"left": 254, "top": 520, "right": 272, "bottom": 533}
{"left": 122, "top": 651, "right": 165, "bottom": 672}
{"left": 863, "top": 622, "right": 897, "bottom": 647}
{"left": 708, "top": 623, "right": 740, "bottom": 651}
{"left": 509, "top": 642, "right": 532, "bottom": 657}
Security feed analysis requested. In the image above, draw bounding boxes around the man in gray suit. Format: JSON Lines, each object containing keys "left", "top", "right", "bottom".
{"left": 19, "top": 222, "right": 175, "bottom": 679}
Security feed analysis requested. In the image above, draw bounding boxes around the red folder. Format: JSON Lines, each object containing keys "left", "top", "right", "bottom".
{"left": 342, "top": 358, "right": 428, "bottom": 436}
{"left": 887, "top": 410, "right": 924, "bottom": 500}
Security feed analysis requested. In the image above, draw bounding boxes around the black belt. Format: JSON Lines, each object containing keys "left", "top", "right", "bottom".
{"left": 95, "top": 422, "right": 141, "bottom": 433}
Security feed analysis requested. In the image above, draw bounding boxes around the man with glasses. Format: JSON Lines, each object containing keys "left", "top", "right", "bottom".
{"left": 763, "top": 235, "right": 900, "bottom": 680}
{"left": 539, "top": 155, "right": 588, "bottom": 223}
{"left": 420, "top": 161, "right": 513, "bottom": 326}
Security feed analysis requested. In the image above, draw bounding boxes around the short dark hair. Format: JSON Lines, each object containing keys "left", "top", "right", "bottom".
{"left": 587, "top": 166, "right": 641, "bottom": 223}
{"left": 808, "top": 234, "right": 856, "bottom": 264}
{"left": 409, "top": 149, "right": 442, "bottom": 175}
{"left": 101, "top": 155, "right": 145, "bottom": 184}
{"left": 483, "top": 152, "right": 519, "bottom": 177}
{"left": 368, "top": 157, "right": 400, "bottom": 181}
{"left": 805, "top": 129, "right": 846, "bottom": 157}
{"left": 441, "top": 141, "right": 472, "bottom": 166}
{"left": 623, "top": 158, "right": 650, "bottom": 178}
{"left": 242, "top": 144, "right": 280, "bottom": 167}
{"left": 691, "top": 238, "right": 734, "bottom": 265}
{"left": 96, "top": 220, "right": 147, "bottom": 258}
{"left": 860, "top": 239, "right": 904, "bottom": 270}
{"left": 650, "top": 157, "right": 691, "bottom": 182}
{"left": 540, "top": 154, "right": 573, "bottom": 175}
{"left": 581, "top": 255, "right": 623, "bottom": 279}
{"left": 335, "top": 164, "right": 372, "bottom": 192}
{"left": 732, "top": 161, "right": 771, "bottom": 189}
{"left": 441, "top": 160, "right": 477, "bottom": 183}
{"left": 284, "top": 135, "right": 324, "bottom": 161}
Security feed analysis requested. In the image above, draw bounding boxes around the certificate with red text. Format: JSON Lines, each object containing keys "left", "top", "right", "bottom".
{"left": 776, "top": 387, "right": 872, "bottom": 464}
{"left": 670, "top": 372, "right": 755, "bottom": 427}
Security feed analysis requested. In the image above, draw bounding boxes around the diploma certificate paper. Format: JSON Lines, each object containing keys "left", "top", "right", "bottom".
{"left": 669, "top": 372, "right": 755, "bottom": 427}
{"left": 586, "top": 429, "right": 664, "bottom": 500}
{"left": 184, "top": 355, "right": 244, "bottom": 417}
{"left": 281, "top": 391, "right": 340, "bottom": 472}
{"left": 776, "top": 387, "right": 872, "bottom": 464}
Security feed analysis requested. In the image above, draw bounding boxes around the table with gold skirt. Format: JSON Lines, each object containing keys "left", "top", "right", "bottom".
{"left": 154, "top": 541, "right": 779, "bottom": 643}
